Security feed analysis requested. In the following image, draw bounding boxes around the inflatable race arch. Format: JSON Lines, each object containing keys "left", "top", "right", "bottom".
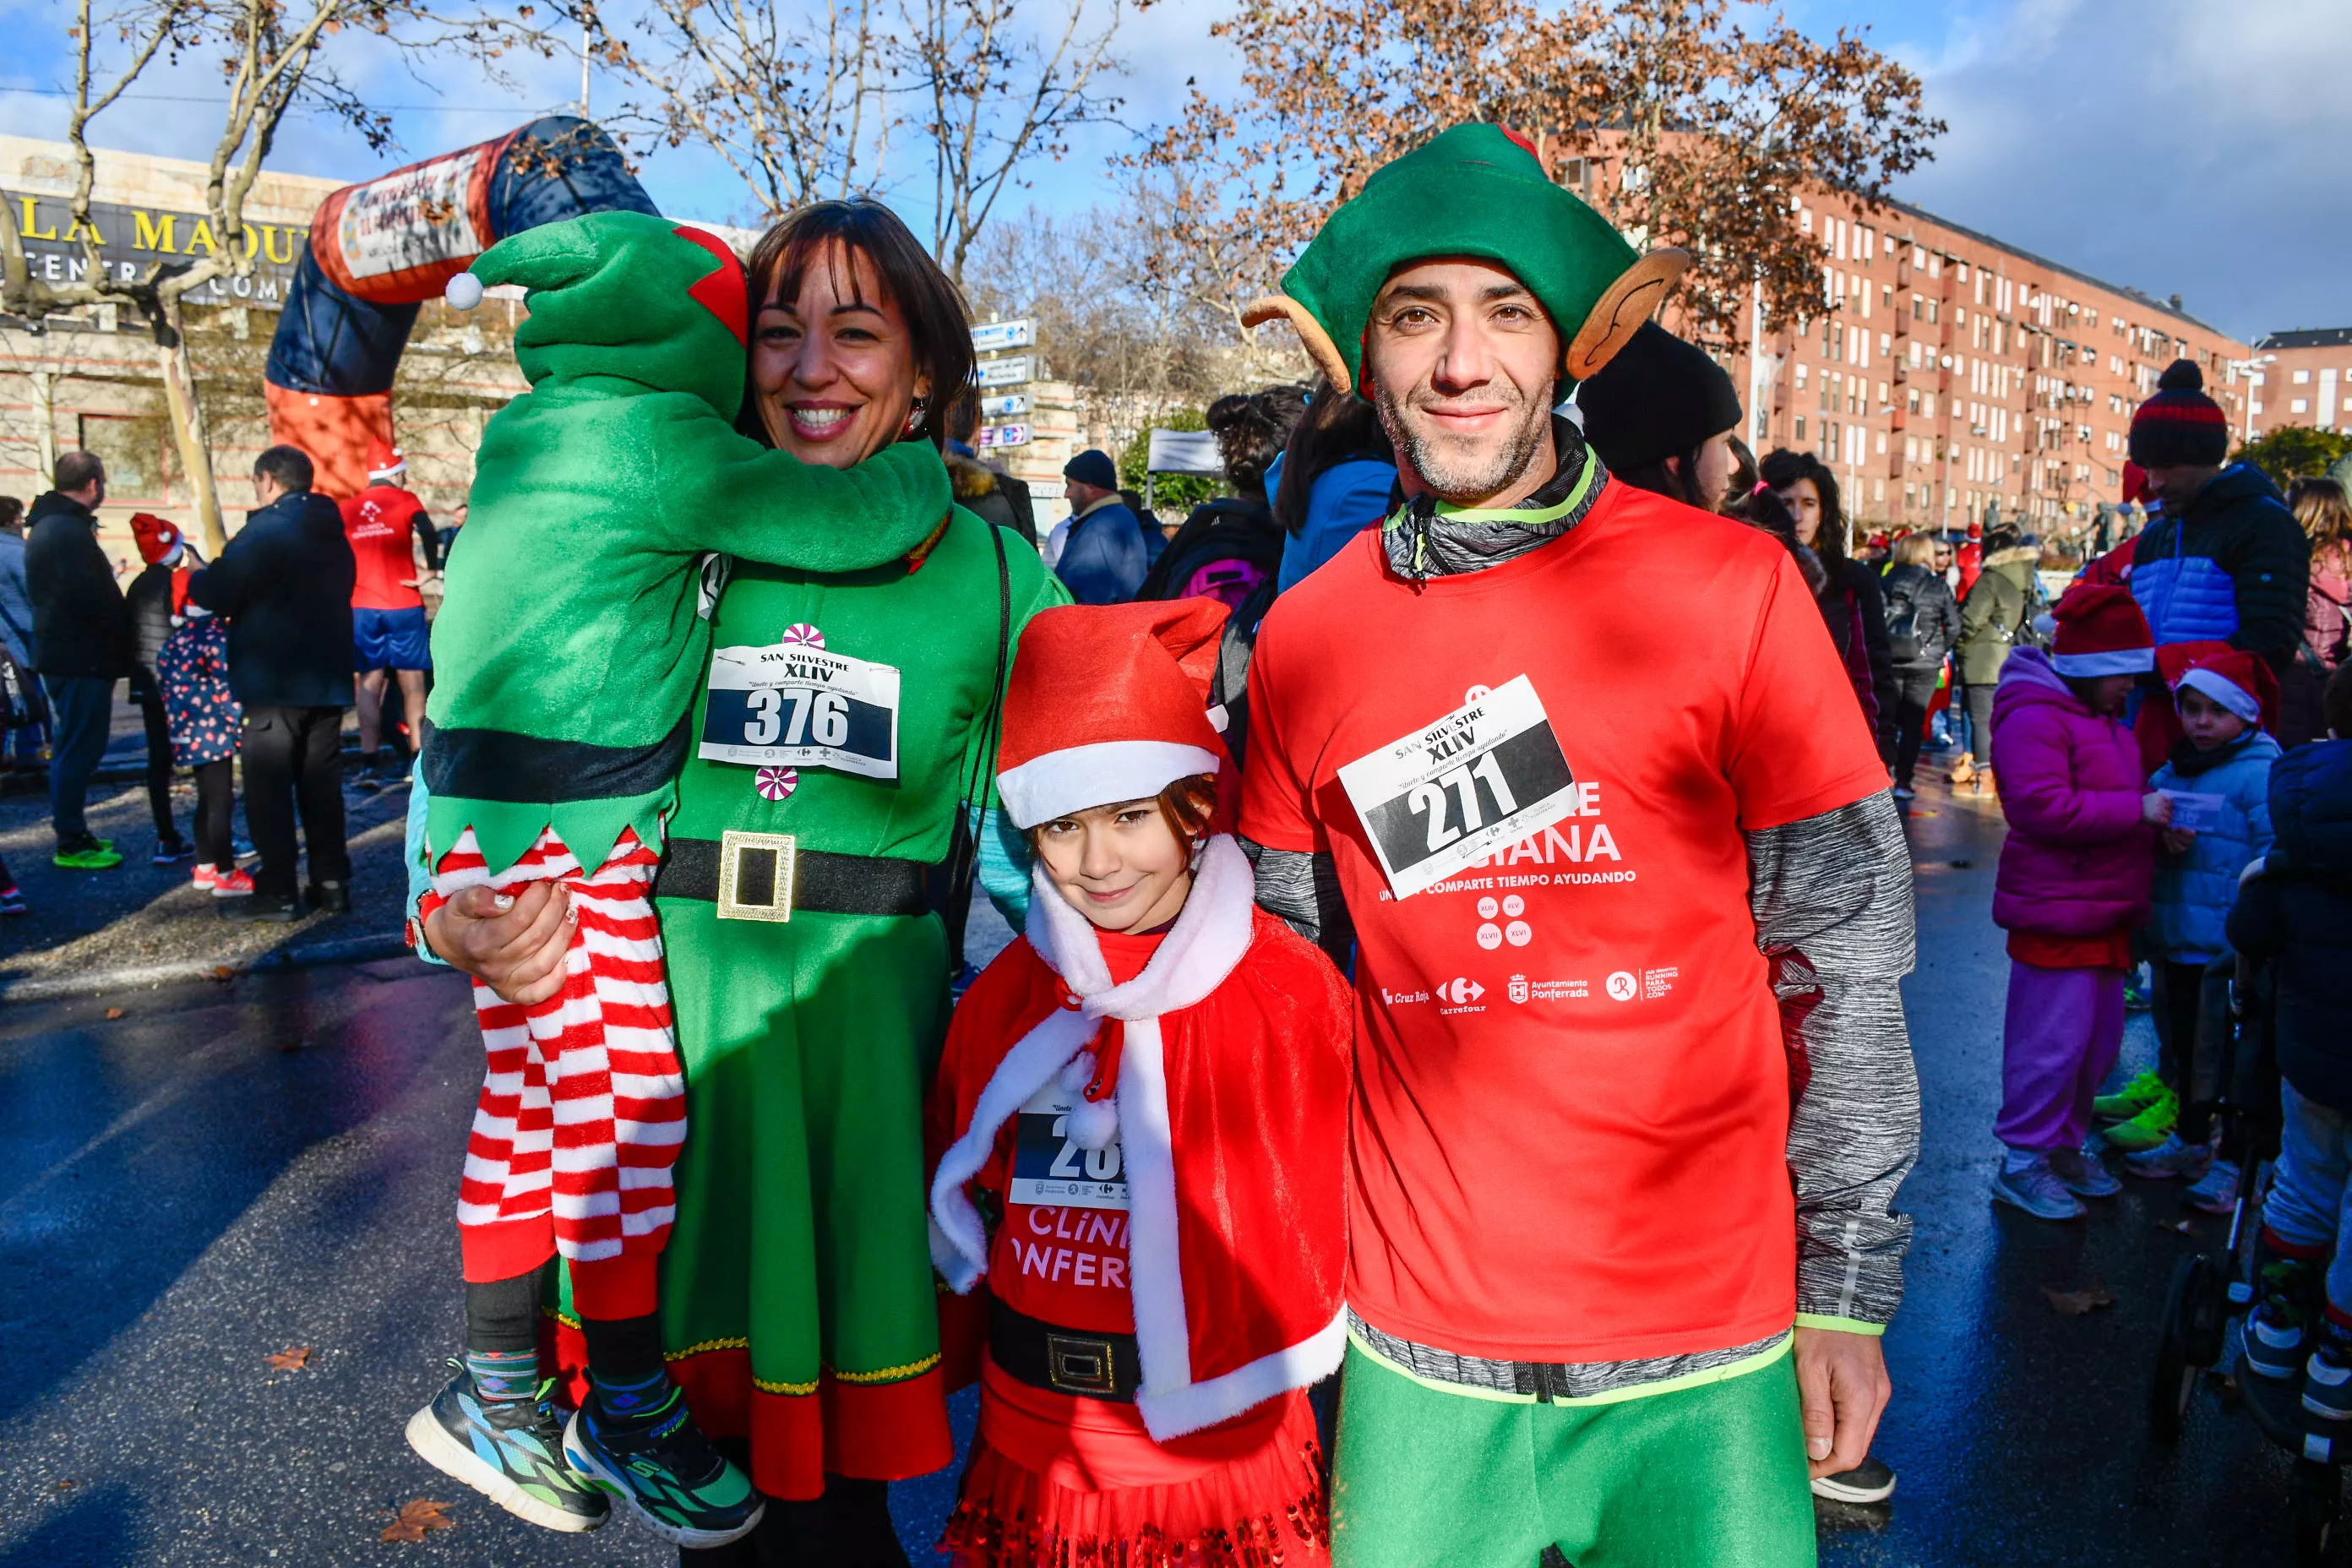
{"left": 264, "top": 116, "right": 656, "bottom": 498}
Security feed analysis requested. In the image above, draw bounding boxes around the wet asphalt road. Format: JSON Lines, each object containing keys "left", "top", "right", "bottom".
{"left": 0, "top": 769, "right": 2302, "bottom": 1565}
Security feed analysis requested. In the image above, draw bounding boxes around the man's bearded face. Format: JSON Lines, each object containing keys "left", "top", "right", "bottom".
{"left": 1363, "top": 259, "right": 1560, "bottom": 507}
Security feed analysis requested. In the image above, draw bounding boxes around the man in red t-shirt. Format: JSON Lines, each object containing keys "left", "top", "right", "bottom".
{"left": 1238, "top": 125, "right": 1920, "bottom": 1565}
{"left": 340, "top": 438, "right": 439, "bottom": 790}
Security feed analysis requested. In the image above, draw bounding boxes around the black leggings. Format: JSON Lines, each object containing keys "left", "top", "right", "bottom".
{"left": 193, "top": 759, "right": 235, "bottom": 869}
{"left": 1891, "top": 667, "right": 1942, "bottom": 789}
{"left": 2153, "top": 959, "right": 2215, "bottom": 1146}
{"left": 131, "top": 677, "right": 177, "bottom": 840}
{"left": 1963, "top": 684, "right": 1997, "bottom": 765}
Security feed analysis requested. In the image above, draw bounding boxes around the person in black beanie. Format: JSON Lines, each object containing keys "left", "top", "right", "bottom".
{"left": 1576, "top": 320, "right": 1744, "bottom": 512}
{"left": 2128, "top": 359, "right": 2306, "bottom": 675}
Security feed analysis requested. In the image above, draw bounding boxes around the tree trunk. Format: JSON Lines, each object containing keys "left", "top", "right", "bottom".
{"left": 155, "top": 305, "right": 226, "bottom": 555}
{"left": 27, "top": 370, "right": 59, "bottom": 480}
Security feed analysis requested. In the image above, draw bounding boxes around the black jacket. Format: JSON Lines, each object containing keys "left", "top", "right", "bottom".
{"left": 1880, "top": 562, "right": 1962, "bottom": 672}
{"left": 946, "top": 452, "right": 1037, "bottom": 547}
{"left": 24, "top": 491, "right": 131, "bottom": 678}
{"left": 2131, "top": 462, "right": 2308, "bottom": 669}
{"left": 1824, "top": 554, "right": 1898, "bottom": 760}
{"left": 2230, "top": 739, "right": 2352, "bottom": 1112}
{"left": 125, "top": 562, "right": 180, "bottom": 683}
{"left": 189, "top": 490, "right": 357, "bottom": 710}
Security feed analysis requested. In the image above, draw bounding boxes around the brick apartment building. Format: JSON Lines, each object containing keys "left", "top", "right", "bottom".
{"left": 2246, "top": 326, "right": 2352, "bottom": 438}
{"left": 1712, "top": 193, "right": 2253, "bottom": 542}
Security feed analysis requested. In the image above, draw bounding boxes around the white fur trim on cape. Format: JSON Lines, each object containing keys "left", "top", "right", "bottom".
{"left": 2051, "top": 647, "right": 2154, "bottom": 676}
{"left": 928, "top": 1004, "right": 1097, "bottom": 1288}
{"left": 1137, "top": 1309, "right": 1348, "bottom": 1442}
{"left": 997, "top": 739, "right": 1222, "bottom": 830}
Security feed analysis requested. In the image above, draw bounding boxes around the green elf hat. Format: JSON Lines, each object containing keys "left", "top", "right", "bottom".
{"left": 445, "top": 210, "right": 752, "bottom": 421}
{"left": 1244, "top": 123, "right": 1689, "bottom": 395}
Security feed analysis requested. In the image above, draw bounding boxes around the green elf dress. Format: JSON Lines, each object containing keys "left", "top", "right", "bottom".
{"left": 542, "top": 509, "right": 1067, "bottom": 1503}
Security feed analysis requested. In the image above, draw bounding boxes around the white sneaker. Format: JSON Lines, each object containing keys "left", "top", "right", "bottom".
{"left": 2049, "top": 1144, "right": 2121, "bottom": 1197}
{"left": 1991, "top": 1154, "right": 2087, "bottom": 1220}
{"left": 2122, "top": 1134, "right": 2212, "bottom": 1183}
{"left": 2184, "top": 1158, "right": 2240, "bottom": 1215}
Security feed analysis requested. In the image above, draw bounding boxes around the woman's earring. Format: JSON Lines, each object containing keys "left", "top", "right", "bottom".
{"left": 902, "top": 396, "right": 927, "bottom": 438}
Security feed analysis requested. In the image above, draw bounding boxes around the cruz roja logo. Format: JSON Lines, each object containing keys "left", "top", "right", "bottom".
{"left": 1605, "top": 971, "right": 1638, "bottom": 1002}
{"left": 1440, "top": 977, "right": 1484, "bottom": 1005}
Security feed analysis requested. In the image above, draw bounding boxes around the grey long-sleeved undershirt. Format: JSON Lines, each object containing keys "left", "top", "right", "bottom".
{"left": 1243, "top": 427, "right": 1920, "bottom": 1396}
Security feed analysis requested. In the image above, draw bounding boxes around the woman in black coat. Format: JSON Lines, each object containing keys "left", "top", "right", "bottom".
{"left": 1761, "top": 449, "right": 1899, "bottom": 766}
{"left": 1878, "top": 531, "right": 1963, "bottom": 797}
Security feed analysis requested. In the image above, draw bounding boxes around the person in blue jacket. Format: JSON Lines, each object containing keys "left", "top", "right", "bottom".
{"left": 2112, "top": 646, "right": 2278, "bottom": 1207}
{"left": 1052, "top": 448, "right": 1150, "bottom": 604}
{"left": 1269, "top": 381, "right": 1396, "bottom": 592}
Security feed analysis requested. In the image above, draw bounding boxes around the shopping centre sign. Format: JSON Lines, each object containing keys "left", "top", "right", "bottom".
{"left": 6, "top": 191, "right": 309, "bottom": 311}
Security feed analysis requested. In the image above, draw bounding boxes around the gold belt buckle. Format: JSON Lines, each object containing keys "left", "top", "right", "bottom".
{"left": 1044, "top": 1332, "right": 1118, "bottom": 1395}
{"left": 716, "top": 830, "right": 796, "bottom": 922}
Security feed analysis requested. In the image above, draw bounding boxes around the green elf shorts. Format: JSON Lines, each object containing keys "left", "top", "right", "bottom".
{"left": 1330, "top": 1333, "right": 1816, "bottom": 1568}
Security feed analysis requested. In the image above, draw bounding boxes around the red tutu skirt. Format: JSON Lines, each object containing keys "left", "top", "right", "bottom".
{"left": 939, "top": 1358, "right": 1331, "bottom": 1567}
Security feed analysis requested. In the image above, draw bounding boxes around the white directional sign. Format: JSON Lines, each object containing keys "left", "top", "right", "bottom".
{"left": 980, "top": 393, "right": 1031, "bottom": 417}
{"left": 977, "top": 423, "right": 1032, "bottom": 449}
{"left": 972, "top": 318, "right": 1036, "bottom": 353}
{"left": 975, "top": 357, "right": 1032, "bottom": 389}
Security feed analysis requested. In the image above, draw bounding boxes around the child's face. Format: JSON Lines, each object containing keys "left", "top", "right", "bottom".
{"left": 1035, "top": 798, "right": 1195, "bottom": 935}
{"left": 2076, "top": 673, "right": 2134, "bottom": 717}
{"left": 2176, "top": 685, "right": 2251, "bottom": 750}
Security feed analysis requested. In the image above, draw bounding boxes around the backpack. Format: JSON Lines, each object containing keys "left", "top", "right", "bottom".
{"left": 1138, "top": 497, "right": 1284, "bottom": 610}
{"left": 1883, "top": 573, "right": 1928, "bottom": 666}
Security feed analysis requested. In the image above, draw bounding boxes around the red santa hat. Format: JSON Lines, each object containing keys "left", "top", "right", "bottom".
{"left": 2049, "top": 580, "right": 2154, "bottom": 678}
{"left": 995, "top": 599, "right": 1231, "bottom": 830}
{"left": 365, "top": 436, "right": 406, "bottom": 483}
{"left": 129, "top": 512, "right": 182, "bottom": 567}
{"left": 2159, "top": 640, "right": 2277, "bottom": 732}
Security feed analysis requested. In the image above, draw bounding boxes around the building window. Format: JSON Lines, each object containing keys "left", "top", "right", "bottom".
{"left": 78, "top": 413, "right": 169, "bottom": 503}
{"left": 2294, "top": 399, "right": 2310, "bottom": 414}
{"left": 1794, "top": 416, "right": 1806, "bottom": 440}
{"left": 2295, "top": 369, "right": 2311, "bottom": 384}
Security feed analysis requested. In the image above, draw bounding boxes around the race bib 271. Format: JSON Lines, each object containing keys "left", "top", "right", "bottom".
{"left": 1337, "top": 674, "right": 1577, "bottom": 899}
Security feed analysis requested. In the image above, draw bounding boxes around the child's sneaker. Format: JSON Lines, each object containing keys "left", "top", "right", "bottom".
{"left": 563, "top": 1376, "right": 763, "bottom": 1548}
{"left": 2121, "top": 1134, "right": 2211, "bottom": 1182}
{"left": 0, "top": 884, "right": 24, "bottom": 917}
{"left": 2184, "top": 1157, "right": 2240, "bottom": 1216}
{"left": 192, "top": 863, "right": 219, "bottom": 892}
{"left": 52, "top": 835, "right": 123, "bottom": 871}
{"left": 2093, "top": 1070, "right": 2166, "bottom": 1122}
{"left": 2048, "top": 1144, "right": 2121, "bottom": 1198}
{"left": 2309, "top": 1317, "right": 2352, "bottom": 1422}
{"left": 2247, "top": 1251, "right": 2322, "bottom": 1381}
{"left": 404, "top": 1360, "right": 608, "bottom": 1533}
{"left": 151, "top": 835, "right": 194, "bottom": 866}
{"left": 210, "top": 868, "right": 255, "bottom": 899}
{"left": 2101, "top": 1085, "right": 2179, "bottom": 1152}
{"left": 1990, "top": 1152, "right": 2087, "bottom": 1221}
{"left": 2123, "top": 980, "right": 2153, "bottom": 1013}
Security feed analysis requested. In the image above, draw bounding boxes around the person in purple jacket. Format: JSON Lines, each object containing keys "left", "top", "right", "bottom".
{"left": 1988, "top": 582, "right": 2175, "bottom": 1221}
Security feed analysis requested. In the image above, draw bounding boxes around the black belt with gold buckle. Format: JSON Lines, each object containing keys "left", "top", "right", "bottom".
{"left": 988, "top": 1298, "right": 1141, "bottom": 1402}
{"left": 653, "top": 833, "right": 931, "bottom": 922}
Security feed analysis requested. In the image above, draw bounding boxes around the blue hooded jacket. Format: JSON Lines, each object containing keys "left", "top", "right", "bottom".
{"left": 2148, "top": 727, "right": 2279, "bottom": 961}
{"left": 2229, "top": 740, "right": 2352, "bottom": 1111}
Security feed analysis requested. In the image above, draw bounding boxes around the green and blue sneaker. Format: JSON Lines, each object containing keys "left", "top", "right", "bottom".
{"left": 2101, "top": 1085, "right": 2179, "bottom": 1152}
{"left": 563, "top": 1373, "right": 762, "bottom": 1549}
{"left": 404, "top": 1358, "right": 608, "bottom": 1533}
{"left": 2092, "top": 1070, "right": 2166, "bottom": 1123}
{"left": 52, "top": 834, "right": 122, "bottom": 870}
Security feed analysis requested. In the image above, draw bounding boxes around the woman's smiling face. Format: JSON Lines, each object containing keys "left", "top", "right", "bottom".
{"left": 751, "top": 239, "right": 930, "bottom": 470}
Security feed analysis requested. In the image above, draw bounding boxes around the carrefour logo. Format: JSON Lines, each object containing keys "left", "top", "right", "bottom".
{"left": 1439, "top": 977, "right": 1484, "bottom": 1005}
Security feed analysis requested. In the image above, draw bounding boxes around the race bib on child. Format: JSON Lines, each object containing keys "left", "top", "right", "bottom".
{"left": 1337, "top": 674, "right": 1578, "bottom": 899}
{"left": 1007, "top": 1081, "right": 1129, "bottom": 1211}
{"left": 699, "top": 640, "right": 901, "bottom": 779}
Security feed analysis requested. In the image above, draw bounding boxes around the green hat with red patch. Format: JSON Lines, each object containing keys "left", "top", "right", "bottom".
{"left": 1243, "top": 123, "right": 1688, "bottom": 396}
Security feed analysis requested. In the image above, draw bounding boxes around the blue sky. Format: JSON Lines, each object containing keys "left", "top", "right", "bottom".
{"left": 2, "top": 0, "right": 2343, "bottom": 342}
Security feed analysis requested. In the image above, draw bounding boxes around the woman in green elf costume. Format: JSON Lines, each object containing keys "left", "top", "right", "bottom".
{"left": 416, "top": 200, "right": 1065, "bottom": 1564}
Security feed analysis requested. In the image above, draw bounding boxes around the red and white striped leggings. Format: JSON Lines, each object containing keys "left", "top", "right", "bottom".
{"left": 431, "top": 825, "right": 683, "bottom": 1319}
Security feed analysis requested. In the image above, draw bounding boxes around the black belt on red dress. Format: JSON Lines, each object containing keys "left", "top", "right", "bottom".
{"left": 652, "top": 834, "right": 930, "bottom": 919}
{"left": 988, "top": 1298, "right": 1141, "bottom": 1402}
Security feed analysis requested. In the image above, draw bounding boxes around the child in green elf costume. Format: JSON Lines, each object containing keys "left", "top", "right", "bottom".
{"left": 400, "top": 210, "right": 952, "bottom": 1549}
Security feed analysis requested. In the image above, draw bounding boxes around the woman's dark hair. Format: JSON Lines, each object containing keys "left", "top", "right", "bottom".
{"left": 1757, "top": 448, "right": 1846, "bottom": 563}
{"left": 1205, "top": 386, "right": 1309, "bottom": 501}
{"left": 1272, "top": 378, "right": 1396, "bottom": 535}
{"left": 738, "top": 199, "right": 974, "bottom": 450}
{"left": 0, "top": 496, "right": 22, "bottom": 531}
{"left": 1610, "top": 444, "right": 1710, "bottom": 510}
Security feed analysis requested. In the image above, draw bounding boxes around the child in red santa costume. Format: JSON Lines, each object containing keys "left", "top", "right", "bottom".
{"left": 928, "top": 596, "right": 1353, "bottom": 1566}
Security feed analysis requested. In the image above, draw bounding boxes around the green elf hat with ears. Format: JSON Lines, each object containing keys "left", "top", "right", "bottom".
{"left": 1243, "top": 122, "right": 1690, "bottom": 396}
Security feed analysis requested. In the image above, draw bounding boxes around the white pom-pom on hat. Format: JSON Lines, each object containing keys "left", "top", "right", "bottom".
{"left": 444, "top": 271, "right": 485, "bottom": 310}
{"left": 1067, "top": 1095, "right": 1119, "bottom": 1152}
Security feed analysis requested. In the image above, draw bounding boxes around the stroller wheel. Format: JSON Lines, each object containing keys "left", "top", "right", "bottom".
{"left": 2293, "top": 1460, "right": 2340, "bottom": 1568}
{"left": 2150, "top": 1254, "right": 2217, "bottom": 1443}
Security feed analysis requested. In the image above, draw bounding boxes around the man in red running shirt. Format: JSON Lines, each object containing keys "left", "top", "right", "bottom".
{"left": 340, "top": 438, "right": 439, "bottom": 790}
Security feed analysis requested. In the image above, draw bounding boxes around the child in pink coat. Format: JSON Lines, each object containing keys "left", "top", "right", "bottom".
{"left": 1988, "top": 582, "right": 2172, "bottom": 1221}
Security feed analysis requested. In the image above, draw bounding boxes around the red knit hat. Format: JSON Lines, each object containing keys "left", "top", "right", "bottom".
{"left": 2159, "top": 640, "right": 2278, "bottom": 732}
{"left": 996, "top": 600, "right": 1230, "bottom": 830}
{"left": 2049, "top": 580, "right": 2154, "bottom": 677}
{"left": 366, "top": 436, "right": 406, "bottom": 483}
{"left": 129, "top": 512, "right": 182, "bottom": 566}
